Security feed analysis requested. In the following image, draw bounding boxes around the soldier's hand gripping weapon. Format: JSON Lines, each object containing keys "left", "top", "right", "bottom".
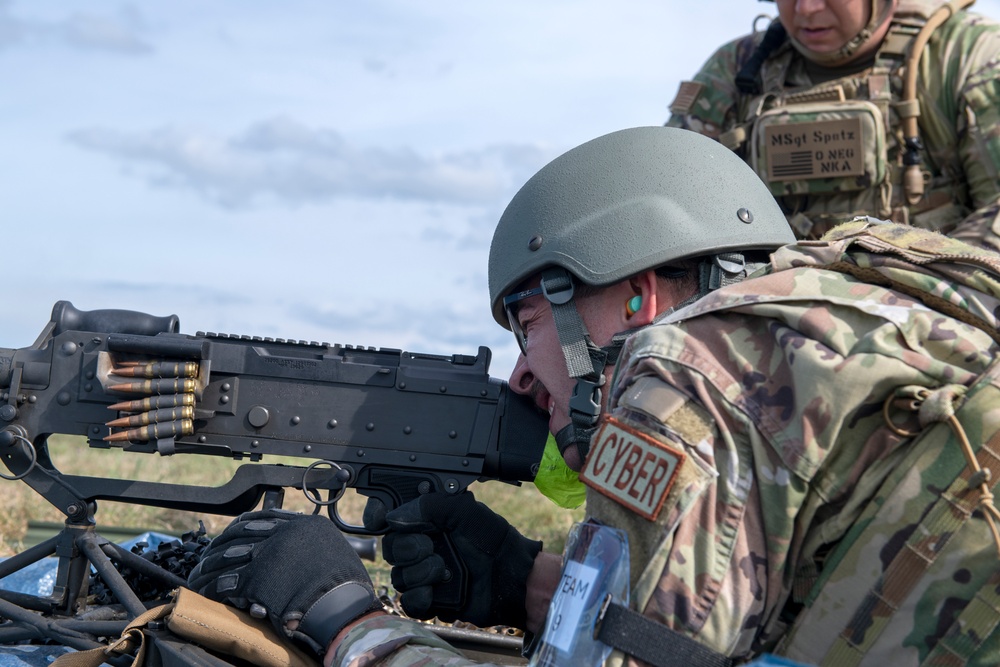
{"left": 0, "top": 301, "right": 547, "bottom": 650}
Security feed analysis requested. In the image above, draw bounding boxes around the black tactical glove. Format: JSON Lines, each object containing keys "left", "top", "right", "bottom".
{"left": 188, "top": 509, "right": 383, "bottom": 656}
{"left": 373, "top": 491, "right": 542, "bottom": 629}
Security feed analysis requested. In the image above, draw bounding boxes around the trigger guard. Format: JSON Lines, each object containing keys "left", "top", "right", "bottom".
{"left": 328, "top": 497, "right": 384, "bottom": 536}
{"left": 334, "top": 487, "right": 401, "bottom": 536}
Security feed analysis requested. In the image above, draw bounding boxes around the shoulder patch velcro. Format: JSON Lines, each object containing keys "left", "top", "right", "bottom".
{"left": 619, "top": 375, "right": 687, "bottom": 420}
{"left": 619, "top": 376, "right": 714, "bottom": 445}
{"left": 580, "top": 417, "right": 685, "bottom": 521}
{"left": 669, "top": 80, "right": 705, "bottom": 115}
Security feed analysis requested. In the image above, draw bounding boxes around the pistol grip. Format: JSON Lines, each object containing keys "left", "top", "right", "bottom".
{"left": 351, "top": 482, "right": 471, "bottom": 615}
{"left": 429, "top": 531, "right": 467, "bottom": 615}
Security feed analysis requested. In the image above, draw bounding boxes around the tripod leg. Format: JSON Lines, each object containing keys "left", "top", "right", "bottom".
{"left": 77, "top": 532, "right": 146, "bottom": 618}
{"left": 50, "top": 523, "right": 94, "bottom": 615}
{"left": 0, "top": 534, "right": 59, "bottom": 579}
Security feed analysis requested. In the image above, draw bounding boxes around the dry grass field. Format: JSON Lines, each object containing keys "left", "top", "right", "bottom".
{"left": 0, "top": 435, "right": 585, "bottom": 591}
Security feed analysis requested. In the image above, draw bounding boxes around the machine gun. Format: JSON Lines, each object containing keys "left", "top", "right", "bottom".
{"left": 0, "top": 301, "right": 547, "bottom": 656}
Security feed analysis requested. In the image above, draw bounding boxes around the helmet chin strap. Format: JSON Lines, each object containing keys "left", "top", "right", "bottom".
{"left": 538, "top": 268, "right": 631, "bottom": 463}
{"left": 551, "top": 335, "right": 634, "bottom": 463}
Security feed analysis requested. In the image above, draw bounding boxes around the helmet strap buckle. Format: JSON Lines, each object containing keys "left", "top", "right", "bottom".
{"left": 569, "top": 376, "right": 604, "bottom": 429}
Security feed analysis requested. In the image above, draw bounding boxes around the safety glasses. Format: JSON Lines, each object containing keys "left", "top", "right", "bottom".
{"left": 502, "top": 286, "right": 545, "bottom": 355}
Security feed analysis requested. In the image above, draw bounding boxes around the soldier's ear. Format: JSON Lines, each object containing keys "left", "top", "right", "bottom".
{"left": 626, "top": 271, "right": 659, "bottom": 326}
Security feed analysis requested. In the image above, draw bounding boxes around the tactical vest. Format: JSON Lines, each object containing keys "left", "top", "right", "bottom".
{"left": 721, "top": 0, "right": 971, "bottom": 239}
{"left": 772, "top": 220, "right": 1000, "bottom": 666}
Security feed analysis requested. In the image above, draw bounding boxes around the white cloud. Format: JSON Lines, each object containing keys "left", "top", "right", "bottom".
{"left": 66, "top": 117, "right": 554, "bottom": 208}
{"left": 60, "top": 6, "right": 152, "bottom": 55}
{"left": 0, "top": 1, "right": 152, "bottom": 54}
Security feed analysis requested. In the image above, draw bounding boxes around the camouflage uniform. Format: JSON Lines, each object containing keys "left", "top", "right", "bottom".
{"left": 334, "top": 221, "right": 1000, "bottom": 666}
{"left": 666, "top": 0, "right": 1000, "bottom": 250}
{"left": 588, "top": 220, "right": 1000, "bottom": 665}
{"left": 332, "top": 614, "right": 484, "bottom": 666}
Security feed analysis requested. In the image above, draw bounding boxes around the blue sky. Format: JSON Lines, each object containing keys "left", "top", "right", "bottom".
{"left": 3, "top": 0, "right": 999, "bottom": 379}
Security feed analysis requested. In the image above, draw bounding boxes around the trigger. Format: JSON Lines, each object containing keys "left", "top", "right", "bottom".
{"left": 362, "top": 495, "right": 389, "bottom": 531}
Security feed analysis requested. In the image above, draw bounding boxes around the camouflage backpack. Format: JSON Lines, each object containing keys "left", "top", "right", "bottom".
{"left": 772, "top": 219, "right": 1000, "bottom": 667}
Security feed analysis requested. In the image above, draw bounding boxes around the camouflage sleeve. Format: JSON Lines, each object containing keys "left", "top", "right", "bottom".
{"left": 331, "top": 615, "right": 500, "bottom": 667}
{"left": 593, "top": 329, "right": 776, "bottom": 659}
{"left": 924, "top": 11, "right": 1000, "bottom": 251}
{"left": 664, "top": 34, "right": 758, "bottom": 141}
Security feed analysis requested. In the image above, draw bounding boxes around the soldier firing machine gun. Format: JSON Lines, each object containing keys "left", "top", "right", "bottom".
{"left": 0, "top": 301, "right": 547, "bottom": 654}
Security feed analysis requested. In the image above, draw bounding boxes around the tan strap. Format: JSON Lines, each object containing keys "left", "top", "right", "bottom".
{"left": 49, "top": 589, "right": 318, "bottom": 667}
{"left": 168, "top": 587, "right": 317, "bottom": 667}
{"left": 894, "top": 99, "right": 921, "bottom": 119}
{"left": 50, "top": 603, "right": 174, "bottom": 667}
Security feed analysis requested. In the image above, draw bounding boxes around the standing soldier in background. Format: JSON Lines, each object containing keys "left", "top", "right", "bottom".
{"left": 666, "top": 0, "right": 1000, "bottom": 248}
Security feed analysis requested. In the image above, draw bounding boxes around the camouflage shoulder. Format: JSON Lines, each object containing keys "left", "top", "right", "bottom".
{"left": 666, "top": 32, "right": 760, "bottom": 135}
{"left": 923, "top": 5, "right": 1000, "bottom": 87}
{"left": 700, "top": 32, "right": 765, "bottom": 78}
{"left": 333, "top": 615, "right": 487, "bottom": 667}
{"left": 949, "top": 12, "right": 1000, "bottom": 214}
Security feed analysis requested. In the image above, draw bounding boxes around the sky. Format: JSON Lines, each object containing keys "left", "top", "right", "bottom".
{"left": 3, "top": 1, "right": 1000, "bottom": 380}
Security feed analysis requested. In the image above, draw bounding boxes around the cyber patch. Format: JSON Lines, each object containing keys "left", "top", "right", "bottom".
{"left": 580, "top": 417, "right": 685, "bottom": 521}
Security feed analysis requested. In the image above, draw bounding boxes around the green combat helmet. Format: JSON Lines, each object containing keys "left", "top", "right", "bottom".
{"left": 488, "top": 126, "right": 794, "bottom": 460}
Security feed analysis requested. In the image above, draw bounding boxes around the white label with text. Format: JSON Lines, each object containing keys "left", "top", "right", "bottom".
{"left": 545, "top": 560, "right": 600, "bottom": 653}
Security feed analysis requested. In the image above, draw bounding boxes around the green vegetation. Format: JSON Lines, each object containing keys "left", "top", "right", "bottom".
{"left": 0, "top": 435, "right": 585, "bottom": 591}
